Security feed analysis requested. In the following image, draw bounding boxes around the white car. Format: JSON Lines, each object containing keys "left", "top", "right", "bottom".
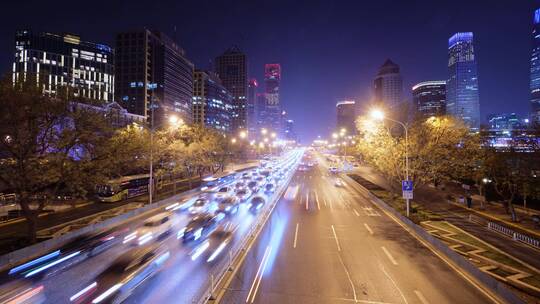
{"left": 335, "top": 178, "right": 344, "bottom": 187}
{"left": 128, "top": 212, "right": 176, "bottom": 246}
{"left": 215, "top": 186, "right": 233, "bottom": 200}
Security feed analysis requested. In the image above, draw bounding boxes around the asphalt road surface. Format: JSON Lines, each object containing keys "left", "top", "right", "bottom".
{"left": 219, "top": 153, "right": 496, "bottom": 304}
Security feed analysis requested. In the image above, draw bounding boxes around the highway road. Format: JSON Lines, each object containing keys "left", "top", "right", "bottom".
{"left": 0, "top": 150, "right": 302, "bottom": 304}
{"left": 219, "top": 152, "right": 497, "bottom": 304}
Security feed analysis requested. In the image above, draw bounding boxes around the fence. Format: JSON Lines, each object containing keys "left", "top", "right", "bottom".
{"left": 487, "top": 221, "right": 540, "bottom": 250}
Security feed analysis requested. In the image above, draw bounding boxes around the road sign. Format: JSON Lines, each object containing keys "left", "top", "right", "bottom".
{"left": 402, "top": 180, "right": 413, "bottom": 191}
{"left": 402, "top": 191, "right": 413, "bottom": 199}
{"left": 402, "top": 180, "right": 413, "bottom": 199}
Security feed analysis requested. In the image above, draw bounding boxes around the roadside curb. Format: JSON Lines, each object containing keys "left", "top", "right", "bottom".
{"left": 342, "top": 173, "right": 525, "bottom": 304}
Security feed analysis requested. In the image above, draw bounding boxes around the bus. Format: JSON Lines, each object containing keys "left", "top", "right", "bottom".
{"left": 96, "top": 174, "right": 150, "bottom": 203}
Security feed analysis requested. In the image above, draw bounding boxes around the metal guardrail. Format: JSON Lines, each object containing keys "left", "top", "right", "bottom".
{"left": 487, "top": 221, "right": 540, "bottom": 250}
{"left": 196, "top": 158, "right": 299, "bottom": 304}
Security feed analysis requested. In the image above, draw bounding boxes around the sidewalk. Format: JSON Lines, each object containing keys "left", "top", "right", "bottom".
{"left": 352, "top": 165, "right": 540, "bottom": 271}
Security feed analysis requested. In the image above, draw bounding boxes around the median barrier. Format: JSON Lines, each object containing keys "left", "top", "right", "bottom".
{"left": 342, "top": 173, "right": 525, "bottom": 304}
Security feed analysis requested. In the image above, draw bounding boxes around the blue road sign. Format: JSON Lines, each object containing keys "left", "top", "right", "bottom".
{"left": 402, "top": 180, "right": 413, "bottom": 191}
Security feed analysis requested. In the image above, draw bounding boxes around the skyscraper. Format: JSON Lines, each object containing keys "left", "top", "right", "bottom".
{"left": 374, "top": 59, "right": 402, "bottom": 106}
{"left": 446, "top": 32, "right": 480, "bottom": 130}
{"left": 263, "top": 63, "right": 282, "bottom": 134}
{"left": 193, "top": 70, "right": 234, "bottom": 134}
{"left": 115, "top": 29, "right": 194, "bottom": 125}
{"left": 412, "top": 81, "right": 446, "bottom": 118}
{"left": 214, "top": 47, "right": 248, "bottom": 132}
{"left": 247, "top": 78, "right": 258, "bottom": 137}
{"left": 13, "top": 30, "right": 114, "bottom": 103}
{"left": 530, "top": 8, "right": 540, "bottom": 124}
{"left": 284, "top": 119, "right": 297, "bottom": 142}
{"left": 336, "top": 100, "right": 357, "bottom": 134}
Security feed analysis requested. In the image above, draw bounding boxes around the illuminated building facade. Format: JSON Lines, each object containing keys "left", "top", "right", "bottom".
{"left": 336, "top": 100, "right": 356, "bottom": 134}
{"left": 247, "top": 78, "right": 258, "bottom": 137}
{"left": 263, "top": 63, "right": 282, "bottom": 134}
{"left": 115, "top": 29, "right": 194, "bottom": 125}
{"left": 13, "top": 30, "right": 114, "bottom": 102}
{"left": 531, "top": 8, "right": 540, "bottom": 124}
{"left": 374, "top": 59, "right": 402, "bottom": 106}
{"left": 412, "top": 81, "right": 446, "bottom": 118}
{"left": 446, "top": 32, "right": 480, "bottom": 130}
{"left": 193, "top": 70, "right": 233, "bottom": 134}
{"left": 214, "top": 47, "right": 248, "bottom": 132}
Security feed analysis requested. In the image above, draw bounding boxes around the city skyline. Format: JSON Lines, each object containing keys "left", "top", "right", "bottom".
{"left": 0, "top": 1, "right": 539, "bottom": 141}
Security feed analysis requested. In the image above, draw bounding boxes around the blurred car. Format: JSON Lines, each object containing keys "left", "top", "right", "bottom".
{"left": 8, "top": 228, "right": 122, "bottom": 280}
{"left": 247, "top": 181, "right": 261, "bottom": 193}
{"left": 248, "top": 196, "right": 266, "bottom": 213}
{"left": 264, "top": 183, "right": 275, "bottom": 193}
{"left": 216, "top": 196, "right": 240, "bottom": 215}
{"left": 335, "top": 178, "right": 344, "bottom": 187}
{"left": 234, "top": 181, "right": 246, "bottom": 189}
{"left": 189, "top": 197, "right": 211, "bottom": 215}
{"left": 215, "top": 186, "right": 233, "bottom": 200}
{"left": 182, "top": 213, "right": 221, "bottom": 243}
{"left": 0, "top": 280, "right": 45, "bottom": 304}
{"left": 129, "top": 212, "right": 175, "bottom": 246}
{"left": 70, "top": 244, "right": 169, "bottom": 304}
{"left": 190, "top": 228, "right": 233, "bottom": 263}
{"left": 235, "top": 188, "right": 252, "bottom": 201}
{"left": 329, "top": 167, "right": 338, "bottom": 174}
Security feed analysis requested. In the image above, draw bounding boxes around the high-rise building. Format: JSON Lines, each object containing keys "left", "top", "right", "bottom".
{"left": 284, "top": 119, "right": 297, "bottom": 142}
{"left": 115, "top": 29, "right": 194, "bottom": 125}
{"left": 412, "top": 81, "right": 446, "bottom": 118}
{"left": 374, "top": 59, "right": 402, "bottom": 106}
{"left": 13, "top": 30, "right": 114, "bottom": 103}
{"left": 446, "top": 32, "right": 480, "bottom": 130}
{"left": 256, "top": 93, "right": 267, "bottom": 133}
{"left": 192, "top": 70, "right": 234, "bottom": 134}
{"left": 247, "top": 78, "right": 258, "bottom": 137}
{"left": 263, "top": 63, "right": 282, "bottom": 134}
{"left": 530, "top": 9, "right": 540, "bottom": 124}
{"left": 214, "top": 47, "right": 248, "bottom": 132}
{"left": 336, "top": 100, "right": 357, "bottom": 134}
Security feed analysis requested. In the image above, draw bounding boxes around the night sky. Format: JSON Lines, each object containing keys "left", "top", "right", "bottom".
{"left": 1, "top": 0, "right": 539, "bottom": 142}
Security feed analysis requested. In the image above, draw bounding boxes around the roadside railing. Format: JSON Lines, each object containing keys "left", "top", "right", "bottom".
{"left": 487, "top": 221, "right": 540, "bottom": 250}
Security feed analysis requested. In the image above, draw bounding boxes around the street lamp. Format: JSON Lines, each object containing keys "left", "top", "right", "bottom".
{"left": 332, "top": 133, "right": 338, "bottom": 139}
{"left": 370, "top": 108, "right": 411, "bottom": 217}
{"left": 271, "top": 132, "right": 277, "bottom": 139}
{"left": 261, "top": 128, "right": 268, "bottom": 135}
{"left": 239, "top": 130, "right": 247, "bottom": 139}
{"left": 231, "top": 138, "right": 237, "bottom": 144}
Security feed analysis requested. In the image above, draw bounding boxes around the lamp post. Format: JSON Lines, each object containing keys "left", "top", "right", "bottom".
{"left": 148, "top": 88, "right": 183, "bottom": 205}
{"left": 370, "top": 109, "right": 410, "bottom": 217}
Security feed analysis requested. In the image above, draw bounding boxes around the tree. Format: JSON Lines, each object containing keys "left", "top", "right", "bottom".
{"left": 355, "top": 115, "right": 481, "bottom": 194}
{"left": 0, "top": 78, "right": 113, "bottom": 242}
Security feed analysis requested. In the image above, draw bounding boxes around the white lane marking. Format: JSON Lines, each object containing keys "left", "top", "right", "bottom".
{"left": 246, "top": 245, "right": 272, "bottom": 303}
{"left": 337, "top": 253, "right": 357, "bottom": 303}
{"left": 323, "top": 197, "right": 327, "bottom": 206}
{"left": 316, "top": 193, "right": 321, "bottom": 210}
{"left": 380, "top": 263, "right": 409, "bottom": 304}
{"left": 353, "top": 209, "right": 360, "bottom": 217}
{"left": 293, "top": 223, "right": 299, "bottom": 248}
{"left": 364, "top": 223, "right": 374, "bottom": 235}
{"left": 305, "top": 193, "right": 309, "bottom": 210}
{"left": 331, "top": 225, "right": 341, "bottom": 251}
{"left": 414, "top": 290, "right": 429, "bottom": 304}
{"left": 382, "top": 246, "right": 398, "bottom": 265}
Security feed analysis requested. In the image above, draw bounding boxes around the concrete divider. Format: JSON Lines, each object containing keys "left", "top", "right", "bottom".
{"left": 0, "top": 187, "right": 200, "bottom": 272}
{"left": 342, "top": 174, "right": 525, "bottom": 304}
